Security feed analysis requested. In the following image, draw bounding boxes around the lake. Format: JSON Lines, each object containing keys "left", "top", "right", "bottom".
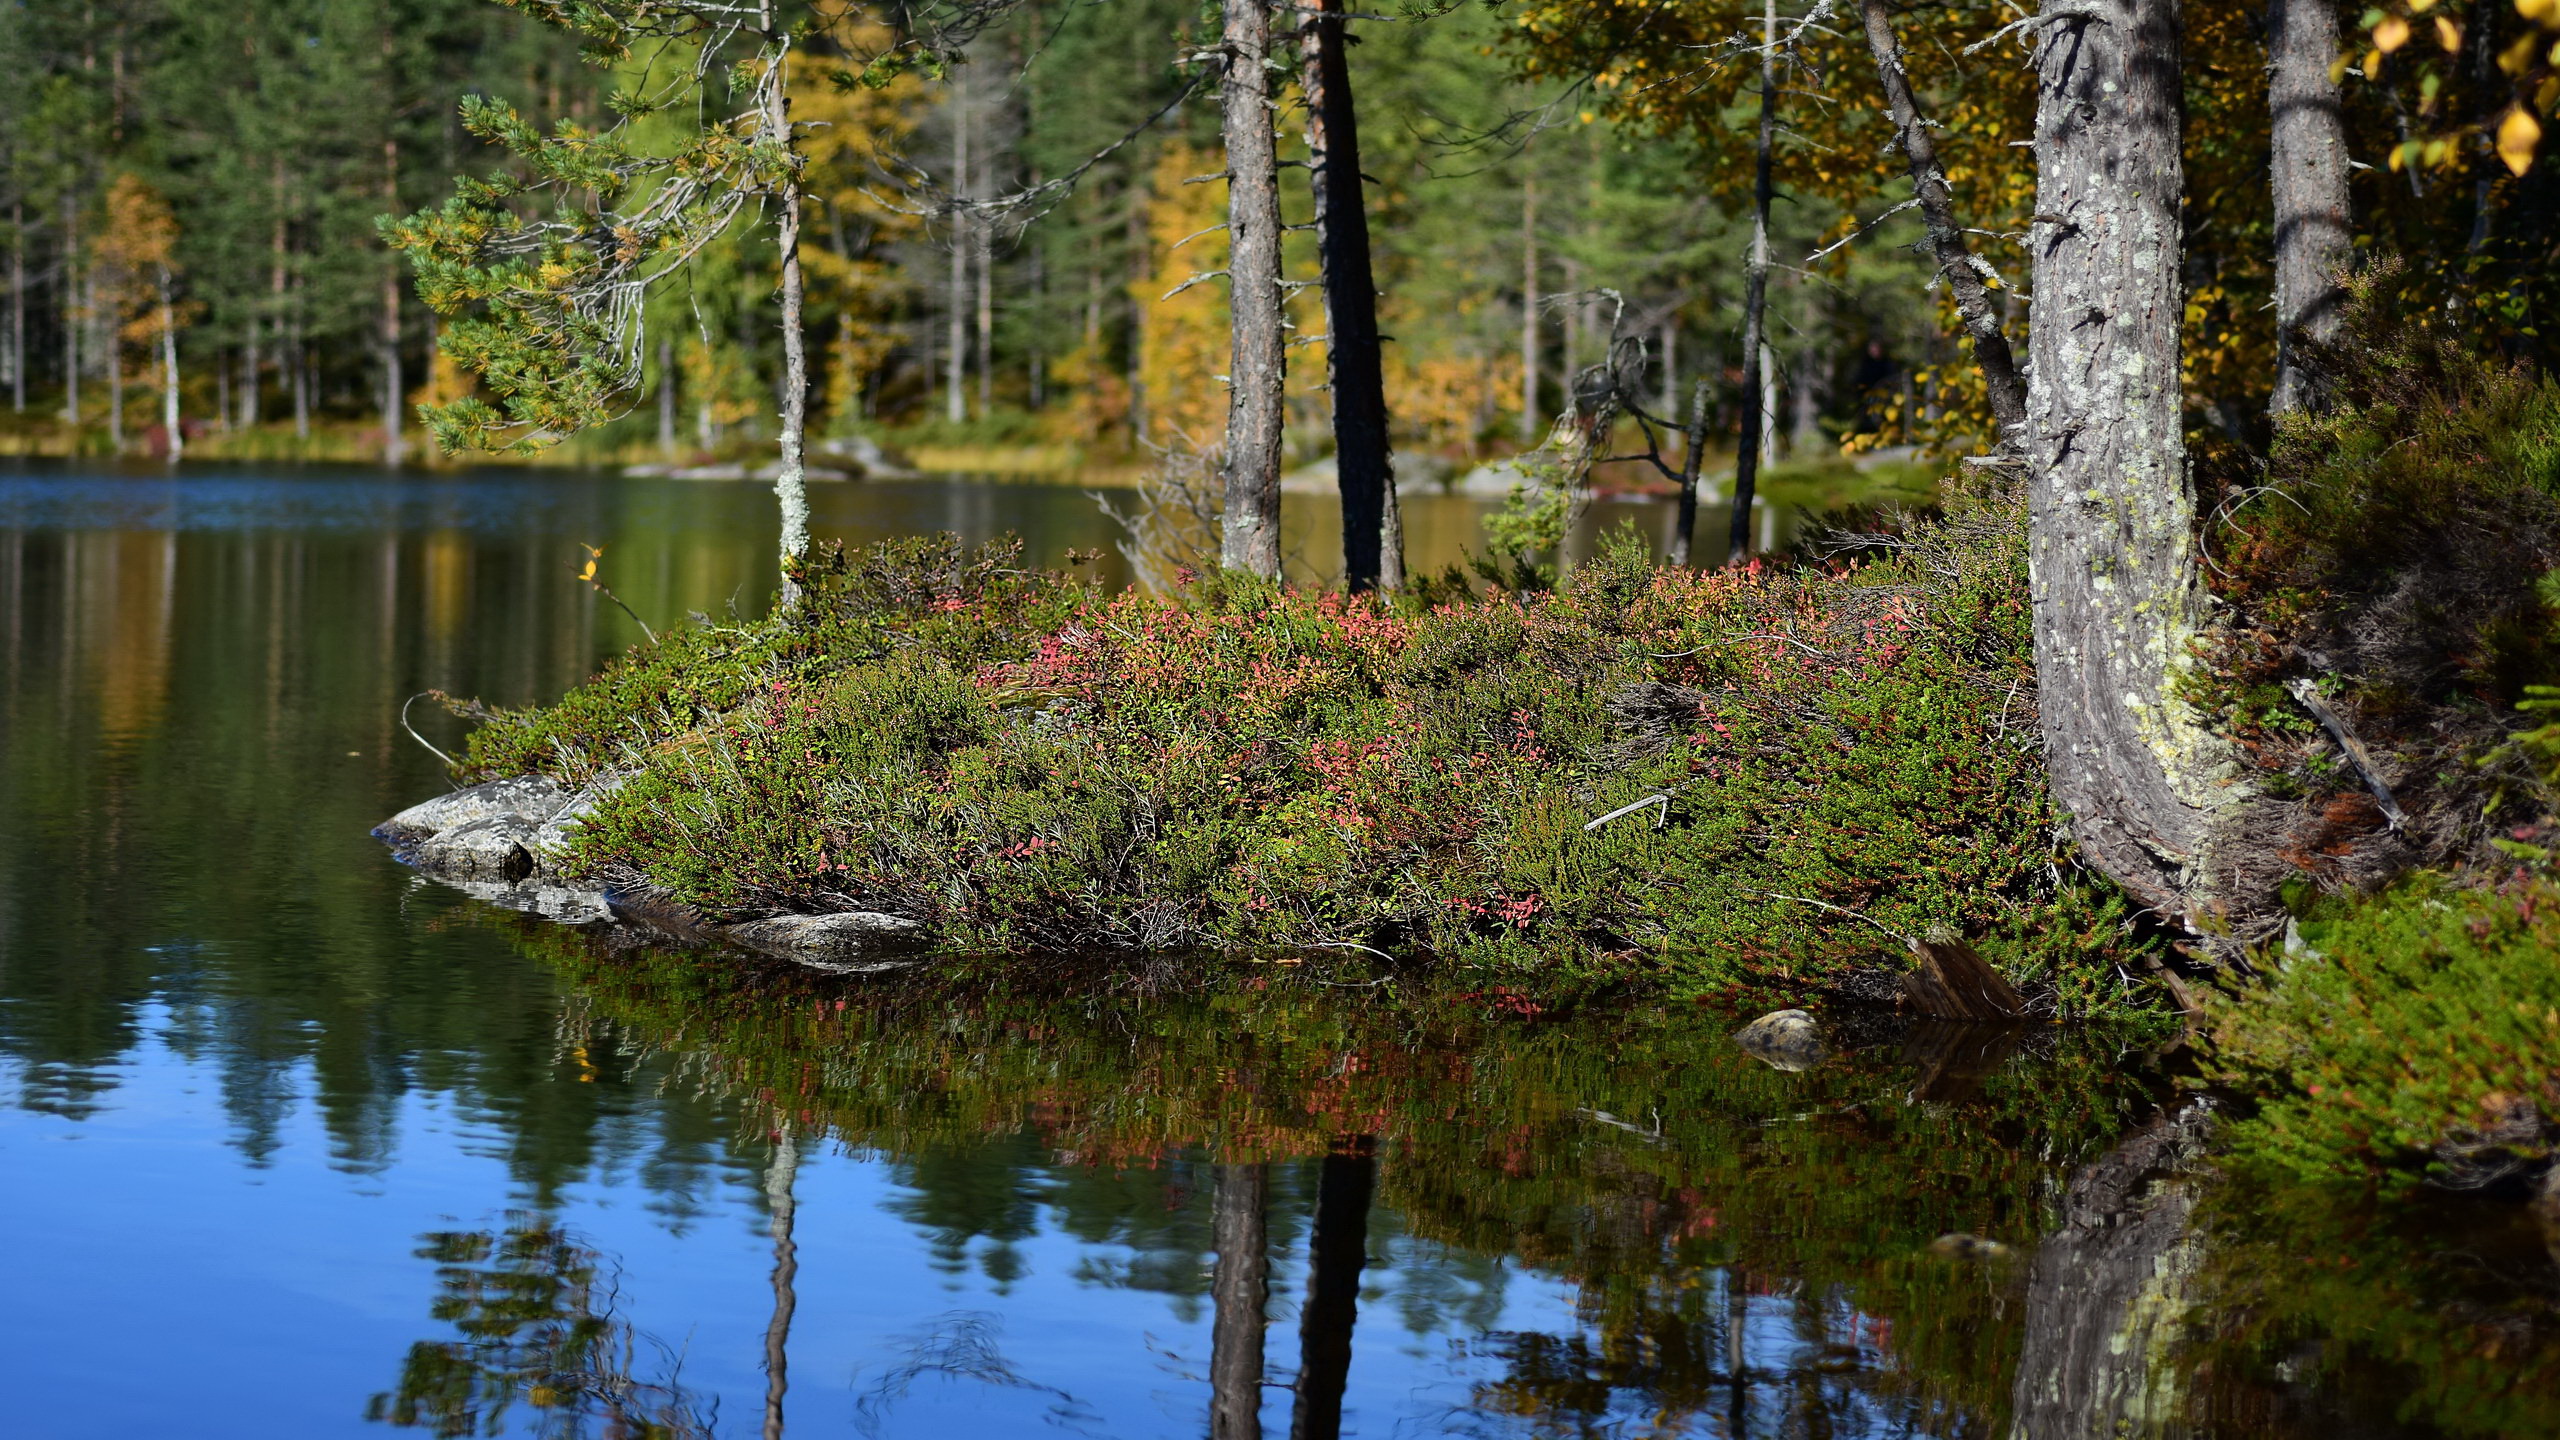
{"left": 4, "top": 461, "right": 2557, "bottom": 1440}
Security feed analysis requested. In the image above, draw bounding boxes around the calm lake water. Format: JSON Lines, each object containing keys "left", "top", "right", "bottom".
{"left": 5, "top": 462, "right": 2560, "bottom": 1439}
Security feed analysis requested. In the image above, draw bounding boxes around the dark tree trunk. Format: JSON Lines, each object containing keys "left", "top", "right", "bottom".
{"left": 1668, "top": 376, "right": 1710, "bottom": 566}
{"left": 1853, "top": 0, "right": 2028, "bottom": 437}
{"left": 1209, "top": 1163, "right": 1270, "bottom": 1440}
{"left": 1300, "top": 0, "right": 1401, "bottom": 593}
{"left": 2010, "top": 1103, "right": 2213, "bottom": 1436}
{"left": 1286, "top": 1139, "right": 1375, "bottom": 1440}
{"left": 2027, "top": 0, "right": 2249, "bottom": 929}
{"left": 2267, "top": 0, "right": 2351, "bottom": 414}
{"left": 1219, "top": 0, "right": 1287, "bottom": 579}
{"left": 1727, "top": 0, "right": 1778, "bottom": 568}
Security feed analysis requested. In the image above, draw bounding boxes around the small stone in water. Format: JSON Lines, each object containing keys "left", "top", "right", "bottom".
{"left": 1928, "top": 1233, "right": 2013, "bottom": 1260}
{"left": 1732, "top": 1008, "right": 1826, "bottom": 1070}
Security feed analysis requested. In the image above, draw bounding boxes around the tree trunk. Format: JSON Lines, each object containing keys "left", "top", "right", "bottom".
{"left": 239, "top": 317, "right": 259, "bottom": 429}
{"left": 2010, "top": 1103, "right": 2212, "bottom": 1437}
{"left": 9, "top": 201, "right": 23, "bottom": 414}
{"left": 2028, "top": 0, "right": 2247, "bottom": 930}
{"left": 63, "top": 196, "right": 79, "bottom": 428}
{"left": 658, "top": 336, "right": 678, "bottom": 457}
{"left": 762, "top": 1128, "right": 799, "bottom": 1440}
{"left": 1209, "top": 1162, "right": 1269, "bottom": 1440}
{"left": 1519, "top": 171, "right": 1539, "bottom": 444}
{"left": 947, "top": 68, "right": 970, "bottom": 425}
{"left": 1669, "top": 376, "right": 1710, "bottom": 566}
{"left": 766, "top": 22, "right": 811, "bottom": 608}
{"left": 1854, "top": 0, "right": 2030, "bottom": 438}
{"left": 1286, "top": 1139, "right": 1375, "bottom": 1440}
{"left": 1726, "top": 0, "right": 1778, "bottom": 567}
{"left": 1301, "top": 0, "right": 1402, "bottom": 593}
{"left": 1218, "top": 0, "right": 1287, "bottom": 579}
{"left": 109, "top": 338, "right": 123, "bottom": 453}
{"left": 382, "top": 130, "right": 405, "bottom": 467}
{"left": 158, "top": 267, "right": 181, "bottom": 463}
{"left": 2267, "top": 0, "right": 2351, "bottom": 414}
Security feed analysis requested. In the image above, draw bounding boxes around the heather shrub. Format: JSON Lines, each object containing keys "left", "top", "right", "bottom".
{"left": 461, "top": 508, "right": 2145, "bottom": 1006}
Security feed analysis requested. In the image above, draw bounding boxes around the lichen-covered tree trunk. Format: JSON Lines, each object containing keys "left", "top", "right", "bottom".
{"left": 1219, "top": 0, "right": 1287, "bottom": 579}
{"left": 2268, "top": 0, "right": 2351, "bottom": 414}
{"left": 765, "top": 14, "right": 811, "bottom": 608}
{"left": 2028, "top": 0, "right": 2249, "bottom": 929}
{"left": 2009, "top": 1103, "right": 2212, "bottom": 1438}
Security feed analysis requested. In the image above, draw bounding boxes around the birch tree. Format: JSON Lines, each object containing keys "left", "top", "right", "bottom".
{"left": 388, "top": 0, "right": 821, "bottom": 603}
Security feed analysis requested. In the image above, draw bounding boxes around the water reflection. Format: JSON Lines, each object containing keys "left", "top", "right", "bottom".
{"left": 5, "top": 465, "right": 2560, "bottom": 1439}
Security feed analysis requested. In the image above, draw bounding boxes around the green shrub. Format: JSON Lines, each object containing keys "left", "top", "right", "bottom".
{"left": 460, "top": 507, "right": 2147, "bottom": 1005}
{"left": 2207, "top": 866, "right": 2560, "bottom": 1186}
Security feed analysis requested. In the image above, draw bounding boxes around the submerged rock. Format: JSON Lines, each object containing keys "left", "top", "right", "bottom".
{"left": 726, "top": 911, "right": 928, "bottom": 972}
{"left": 1928, "top": 1233, "right": 2015, "bottom": 1261}
{"left": 374, "top": 775, "right": 569, "bottom": 847}
{"left": 1733, "top": 1008, "right": 1827, "bottom": 1070}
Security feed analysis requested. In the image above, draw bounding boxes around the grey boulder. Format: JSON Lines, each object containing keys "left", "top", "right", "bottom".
{"left": 726, "top": 911, "right": 928, "bottom": 973}
{"left": 375, "top": 775, "right": 570, "bottom": 847}
{"left": 411, "top": 813, "right": 544, "bottom": 882}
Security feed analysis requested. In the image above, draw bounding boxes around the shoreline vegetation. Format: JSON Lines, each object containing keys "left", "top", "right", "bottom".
{"left": 387, "top": 311, "right": 2560, "bottom": 1217}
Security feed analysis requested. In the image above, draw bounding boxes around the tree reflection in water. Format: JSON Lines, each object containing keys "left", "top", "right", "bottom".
{"left": 366, "top": 1216, "right": 717, "bottom": 1440}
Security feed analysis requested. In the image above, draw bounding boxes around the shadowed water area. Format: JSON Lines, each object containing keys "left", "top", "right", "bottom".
{"left": 7, "top": 463, "right": 2560, "bottom": 1439}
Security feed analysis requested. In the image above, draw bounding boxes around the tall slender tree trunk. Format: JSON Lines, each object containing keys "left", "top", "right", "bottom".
{"left": 62, "top": 196, "right": 79, "bottom": 428}
{"left": 975, "top": 203, "right": 993, "bottom": 416}
{"left": 1519, "top": 171, "right": 1539, "bottom": 444}
{"left": 381, "top": 127, "right": 406, "bottom": 468}
{"left": 1209, "top": 1163, "right": 1270, "bottom": 1440}
{"left": 2029, "top": 0, "right": 2246, "bottom": 930}
{"left": 1301, "top": 0, "right": 1402, "bottom": 593}
{"left": 658, "top": 336, "right": 678, "bottom": 456}
{"left": 762, "top": 1128, "right": 799, "bottom": 1440}
{"left": 1727, "top": 0, "right": 1779, "bottom": 567}
{"left": 947, "top": 69, "right": 971, "bottom": 425}
{"left": 765, "top": 17, "right": 811, "bottom": 608}
{"left": 2267, "top": 0, "right": 2351, "bottom": 415}
{"left": 239, "top": 318, "right": 259, "bottom": 429}
{"left": 1219, "top": 0, "right": 1287, "bottom": 579}
{"left": 109, "top": 332, "right": 124, "bottom": 454}
{"left": 8, "top": 201, "right": 23, "bottom": 415}
{"left": 1854, "top": 0, "right": 2028, "bottom": 437}
{"left": 1669, "top": 376, "right": 1710, "bottom": 566}
{"left": 1285, "top": 1139, "right": 1375, "bottom": 1440}
{"left": 158, "top": 266, "right": 180, "bottom": 463}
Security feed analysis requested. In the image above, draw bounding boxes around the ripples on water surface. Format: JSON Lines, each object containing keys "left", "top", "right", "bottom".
{"left": 5, "top": 462, "right": 2560, "bottom": 1439}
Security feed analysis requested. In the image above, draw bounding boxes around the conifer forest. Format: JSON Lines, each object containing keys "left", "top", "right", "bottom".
{"left": 14, "top": 1, "right": 2560, "bottom": 1436}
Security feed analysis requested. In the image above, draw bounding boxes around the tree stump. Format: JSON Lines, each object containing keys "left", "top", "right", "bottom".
{"left": 1900, "top": 937, "right": 2028, "bottom": 1021}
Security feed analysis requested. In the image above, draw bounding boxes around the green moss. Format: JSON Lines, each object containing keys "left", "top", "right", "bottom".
{"left": 457, "top": 506, "right": 2149, "bottom": 1005}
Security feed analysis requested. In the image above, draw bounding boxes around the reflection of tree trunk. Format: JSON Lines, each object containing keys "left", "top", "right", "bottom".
{"left": 2009, "top": 1102, "right": 2214, "bottom": 1439}
{"left": 1287, "top": 1139, "right": 1375, "bottom": 1440}
{"left": 763, "top": 1128, "right": 800, "bottom": 1440}
{"left": 1210, "top": 1162, "right": 1270, "bottom": 1440}
{"left": 1726, "top": 1271, "right": 1748, "bottom": 1438}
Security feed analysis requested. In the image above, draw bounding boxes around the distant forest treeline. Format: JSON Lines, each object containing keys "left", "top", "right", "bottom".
{"left": 3, "top": 1, "right": 2555, "bottom": 471}
{"left": 0, "top": 0, "right": 1958, "bottom": 469}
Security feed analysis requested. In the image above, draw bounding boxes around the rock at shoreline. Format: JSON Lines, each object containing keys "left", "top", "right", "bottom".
{"left": 375, "top": 775, "right": 570, "bottom": 847}
{"left": 413, "top": 813, "right": 544, "bottom": 882}
{"left": 727, "top": 911, "right": 928, "bottom": 972}
{"left": 377, "top": 775, "right": 935, "bottom": 969}
{"left": 1733, "top": 1008, "right": 1826, "bottom": 1070}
